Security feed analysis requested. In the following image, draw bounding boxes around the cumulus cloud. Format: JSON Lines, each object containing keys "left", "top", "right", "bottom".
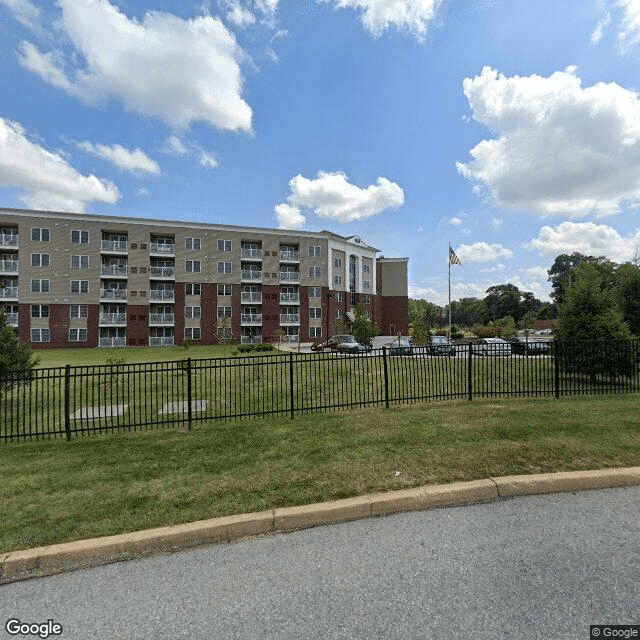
{"left": 456, "top": 241, "right": 514, "bottom": 263}
{"left": 18, "top": 0, "right": 252, "bottom": 132}
{"left": 457, "top": 66, "right": 640, "bottom": 218}
{"left": 76, "top": 141, "right": 160, "bottom": 175}
{"left": 527, "top": 221, "right": 640, "bottom": 263}
{"left": 617, "top": 0, "right": 640, "bottom": 48}
{"left": 0, "top": 118, "right": 119, "bottom": 212}
{"left": 318, "top": 0, "right": 441, "bottom": 39}
{"left": 274, "top": 171, "right": 405, "bottom": 229}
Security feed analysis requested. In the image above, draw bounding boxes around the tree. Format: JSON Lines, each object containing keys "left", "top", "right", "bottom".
{"left": 547, "top": 252, "right": 616, "bottom": 306}
{"left": 614, "top": 263, "right": 640, "bottom": 336}
{"left": 216, "top": 316, "right": 234, "bottom": 344}
{"left": 350, "top": 304, "right": 379, "bottom": 347}
{"left": 0, "top": 312, "right": 39, "bottom": 389}
{"left": 556, "top": 263, "right": 635, "bottom": 381}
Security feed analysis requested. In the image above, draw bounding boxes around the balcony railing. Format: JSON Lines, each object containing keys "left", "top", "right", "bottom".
{"left": 101, "top": 240, "right": 128, "bottom": 253}
{"left": 280, "top": 293, "right": 299, "bottom": 303}
{"left": 0, "top": 233, "right": 18, "bottom": 247}
{"left": 241, "top": 270, "right": 262, "bottom": 281}
{"left": 280, "top": 271, "right": 300, "bottom": 282}
{"left": 241, "top": 335, "right": 263, "bottom": 344}
{"left": 149, "top": 266, "right": 175, "bottom": 278}
{"left": 149, "top": 337, "right": 174, "bottom": 347}
{"left": 241, "top": 292, "right": 262, "bottom": 303}
{"left": 5, "top": 313, "right": 18, "bottom": 325}
{"left": 149, "top": 313, "right": 175, "bottom": 325}
{"left": 100, "top": 288, "right": 128, "bottom": 300}
{"left": 149, "top": 289, "right": 175, "bottom": 301}
{"left": 99, "top": 337, "right": 127, "bottom": 348}
{"left": 0, "top": 287, "right": 19, "bottom": 299}
{"left": 99, "top": 313, "right": 126, "bottom": 325}
{"left": 280, "top": 251, "right": 300, "bottom": 262}
{"left": 280, "top": 314, "right": 300, "bottom": 325}
{"left": 0, "top": 260, "right": 18, "bottom": 273}
{"left": 241, "top": 313, "right": 262, "bottom": 325}
{"left": 150, "top": 242, "right": 175, "bottom": 255}
{"left": 241, "top": 248, "right": 262, "bottom": 259}
{"left": 101, "top": 265, "right": 127, "bottom": 277}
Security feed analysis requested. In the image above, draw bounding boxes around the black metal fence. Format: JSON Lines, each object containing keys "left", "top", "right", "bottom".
{"left": 1, "top": 339, "right": 639, "bottom": 442}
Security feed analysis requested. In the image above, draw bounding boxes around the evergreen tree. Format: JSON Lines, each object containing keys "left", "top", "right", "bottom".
{"left": 0, "top": 312, "right": 39, "bottom": 390}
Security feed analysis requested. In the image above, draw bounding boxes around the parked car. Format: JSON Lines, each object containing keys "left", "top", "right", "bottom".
{"left": 385, "top": 339, "right": 413, "bottom": 355}
{"left": 337, "top": 335, "right": 372, "bottom": 353}
{"left": 471, "top": 338, "right": 511, "bottom": 356}
{"left": 427, "top": 336, "right": 457, "bottom": 356}
{"left": 506, "top": 337, "right": 551, "bottom": 355}
{"left": 311, "top": 335, "right": 352, "bottom": 351}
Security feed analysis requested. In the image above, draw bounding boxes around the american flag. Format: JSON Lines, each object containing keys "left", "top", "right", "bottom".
{"left": 449, "top": 247, "right": 462, "bottom": 266}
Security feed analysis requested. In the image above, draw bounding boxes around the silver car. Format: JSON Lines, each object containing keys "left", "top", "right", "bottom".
{"left": 471, "top": 338, "right": 511, "bottom": 356}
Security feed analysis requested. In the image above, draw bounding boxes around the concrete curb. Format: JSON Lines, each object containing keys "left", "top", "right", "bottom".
{"left": 2, "top": 467, "right": 639, "bottom": 583}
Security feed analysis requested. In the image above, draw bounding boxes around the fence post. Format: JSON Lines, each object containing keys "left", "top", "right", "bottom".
{"left": 64, "top": 365, "right": 72, "bottom": 441}
{"left": 467, "top": 342, "right": 473, "bottom": 401}
{"left": 382, "top": 346, "right": 390, "bottom": 409}
{"left": 289, "top": 352, "right": 295, "bottom": 419}
{"left": 187, "top": 358, "right": 193, "bottom": 431}
{"left": 554, "top": 340, "right": 560, "bottom": 399}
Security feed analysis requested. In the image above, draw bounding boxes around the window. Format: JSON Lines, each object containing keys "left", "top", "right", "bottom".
{"left": 334, "top": 257, "right": 343, "bottom": 268}
{"left": 308, "top": 266, "right": 321, "bottom": 278}
{"left": 31, "top": 304, "right": 49, "bottom": 318}
{"left": 308, "top": 287, "right": 322, "bottom": 298}
{"left": 185, "top": 306, "right": 201, "bottom": 319}
{"left": 31, "top": 279, "right": 50, "bottom": 293}
{"left": 184, "top": 327, "right": 201, "bottom": 340}
{"left": 31, "top": 227, "right": 50, "bottom": 242}
{"left": 69, "top": 328, "right": 87, "bottom": 342}
{"left": 309, "top": 326, "right": 322, "bottom": 338}
{"left": 363, "top": 295, "right": 371, "bottom": 304}
{"left": 363, "top": 264, "right": 371, "bottom": 273}
{"left": 336, "top": 309, "right": 343, "bottom": 318}
{"left": 217, "top": 306, "right": 232, "bottom": 318}
{"left": 31, "top": 328, "right": 50, "bottom": 342}
{"left": 31, "top": 253, "right": 50, "bottom": 267}
{"left": 186, "top": 260, "right": 201, "bottom": 273}
{"left": 364, "top": 280, "right": 371, "bottom": 289}
{"left": 186, "top": 283, "right": 201, "bottom": 295}
{"left": 308, "top": 245, "right": 321, "bottom": 257}
{"left": 309, "top": 307, "right": 322, "bottom": 319}
{"left": 335, "top": 275, "right": 342, "bottom": 285}
{"left": 70, "top": 280, "right": 89, "bottom": 293}
{"left": 218, "top": 284, "right": 232, "bottom": 296}
{"left": 185, "top": 237, "right": 201, "bottom": 250}
{"left": 70, "top": 305, "right": 88, "bottom": 318}
{"left": 71, "top": 229, "right": 89, "bottom": 244}
{"left": 71, "top": 255, "right": 90, "bottom": 269}
{"left": 217, "top": 261, "right": 232, "bottom": 274}
{"left": 217, "top": 239, "right": 232, "bottom": 252}
{"left": 336, "top": 292, "right": 343, "bottom": 302}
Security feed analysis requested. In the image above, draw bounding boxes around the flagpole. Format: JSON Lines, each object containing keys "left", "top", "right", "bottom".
{"left": 448, "top": 242, "right": 451, "bottom": 341}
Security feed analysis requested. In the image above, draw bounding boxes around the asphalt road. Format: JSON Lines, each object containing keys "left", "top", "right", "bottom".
{"left": 1, "top": 486, "right": 638, "bottom": 640}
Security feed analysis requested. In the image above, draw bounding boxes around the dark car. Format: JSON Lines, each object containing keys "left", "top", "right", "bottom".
{"left": 385, "top": 339, "right": 413, "bottom": 355}
{"left": 427, "top": 336, "right": 457, "bottom": 356}
{"left": 506, "top": 337, "right": 551, "bottom": 355}
{"left": 337, "top": 335, "right": 372, "bottom": 353}
{"left": 311, "top": 334, "right": 352, "bottom": 351}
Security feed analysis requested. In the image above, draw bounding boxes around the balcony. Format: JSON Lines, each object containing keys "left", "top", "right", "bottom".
{"left": 0, "top": 260, "right": 18, "bottom": 274}
{"left": 149, "top": 242, "right": 175, "bottom": 256}
{"left": 5, "top": 313, "right": 18, "bottom": 326}
{"left": 149, "top": 313, "right": 175, "bottom": 325}
{"left": 101, "top": 264, "right": 128, "bottom": 277}
{"left": 0, "top": 287, "right": 19, "bottom": 300}
{"left": 99, "top": 337, "right": 127, "bottom": 348}
{"left": 279, "top": 271, "right": 300, "bottom": 283}
{"left": 241, "top": 269, "right": 262, "bottom": 282}
{"left": 241, "top": 292, "right": 262, "bottom": 303}
{"left": 241, "top": 335, "right": 263, "bottom": 344}
{"left": 149, "top": 337, "right": 174, "bottom": 347}
{"left": 100, "top": 288, "right": 128, "bottom": 301}
{"left": 99, "top": 313, "right": 126, "bottom": 325}
{"left": 149, "top": 266, "right": 175, "bottom": 279}
{"left": 101, "top": 240, "right": 128, "bottom": 253}
{"left": 241, "top": 248, "right": 262, "bottom": 260}
{"left": 149, "top": 289, "right": 175, "bottom": 301}
{"left": 241, "top": 313, "right": 262, "bottom": 325}
{"left": 0, "top": 233, "right": 18, "bottom": 248}
{"left": 280, "top": 251, "right": 300, "bottom": 262}
{"left": 280, "top": 314, "right": 300, "bottom": 325}
{"left": 280, "top": 292, "right": 299, "bottom": 304}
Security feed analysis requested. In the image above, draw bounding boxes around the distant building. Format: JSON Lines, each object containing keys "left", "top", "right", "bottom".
{"left": 0, "top": 207, "right": 408, "bottom": 348}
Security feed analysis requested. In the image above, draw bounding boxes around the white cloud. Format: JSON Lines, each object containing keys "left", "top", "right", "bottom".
{"left": 225, "top": 2, "right": 257, "bottom": 27}
{"left": 76, "top": 141, "right": 160, "bottom": 175}
{"left": 163, "top": 135, "right": 189, "bottom": 156}
{"left": 524, "top": 266, "right": 549, "bottom": 281}
{"left": 199, "top": 151, "right": 219, "bottom": 168}
{"left": 274, "top": 171, "right": 405, "bottom": 229}
{"left": 456, "top": 241, "right": 514, "bottom": 263}
{"left": 0, "top": 0, "right": 42, "bottom": 32}
{"left": 18, "top": 0, "right": 252, "bottom": 132}
{"left": 591, "top": 10, "right": 610, "bottom": 44}
{"left": 617, "top": 0, "right": 640, "bottom": 48}
{"left": 449, "top": 216, "right": 462, "bottom": 226}
{"left": 457, "top": 66, "right": 640, "bottom": 218}
{"left": 527, "top": 221, "right": 640, "bottom": 263}
{"left": 0, "top": 118, "right": 119, "bottom": 212}
{"left": 491, "top": 217, "right": 503, "bottom": 229}
{"left": 319, "top": 0, "right": 441, "bottom": 39}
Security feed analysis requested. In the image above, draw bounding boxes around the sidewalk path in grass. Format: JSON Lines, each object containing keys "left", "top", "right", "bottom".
{"left": 1, "top": 467, "right": 638, "bottom": 584}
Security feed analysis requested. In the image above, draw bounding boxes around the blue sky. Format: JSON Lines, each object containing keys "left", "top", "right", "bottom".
{"left": 2, "top": 0, "right": 640, "bottom": 305}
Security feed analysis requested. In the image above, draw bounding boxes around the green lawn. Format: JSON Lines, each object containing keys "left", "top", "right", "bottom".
{"left": 1, "top": 395, "right": 639, "bottom": 553}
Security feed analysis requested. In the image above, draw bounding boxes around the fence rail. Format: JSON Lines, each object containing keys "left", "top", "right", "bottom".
{"left": 1, "top": 340, "right": 639, "bottom": 442}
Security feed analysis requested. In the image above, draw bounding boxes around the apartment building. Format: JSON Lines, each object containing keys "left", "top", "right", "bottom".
{"left": 0, "top": 208, "right": 408, "bottom": 348}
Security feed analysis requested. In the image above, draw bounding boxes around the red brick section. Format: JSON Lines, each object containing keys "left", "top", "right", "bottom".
{"left": 126, "top": 305, "right": 149, "bottom": 347}
{"left": 86, "top": 304, "right": 99, "bottom": 348}
{"left": 261, "top": 285, "right": 280, "bottom": 342}
{"left": 200, "top": 283, "right": 217, "bottom": 345}
{"left": 379, "top": 296, "right": 409, "bottom": 336}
